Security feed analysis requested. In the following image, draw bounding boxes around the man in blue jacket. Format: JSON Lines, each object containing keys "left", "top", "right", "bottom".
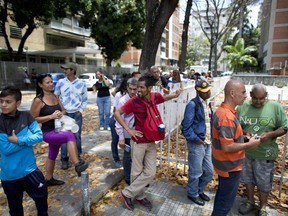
{"left": 0, "top": 87, "right": 48, "bottom": 216}
{"left": 182, "top": 80, "right": 213, "bottom": 206}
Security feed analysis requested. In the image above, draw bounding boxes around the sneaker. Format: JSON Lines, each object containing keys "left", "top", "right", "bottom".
{"left": 61, "top": 160, "right": 69, "bottom": 170}
{"left": 114, "top": 161, "right": 122, "bottom": 168}
{"left": 136, "top": 197, "right": 152, "bottom": 209}
{"left": 107, "top": 127, "right": 111, "bottom": 131}
{"left": 238, "top": 200, "right": 256, "bottom": 214}
{"left": 119, "top": 191, "right": 134, "bottom": 210}
{"left": 100, "top": 127, "right": 104, "bottom": 130}
{"left": 46, "top": 177, "right": 65, "bottom": 186}
{"left": 258, "top": 208, "right": 268, "bottom": 216}
{"left": 75, "top": 160, "right": 89, "bottom": 177}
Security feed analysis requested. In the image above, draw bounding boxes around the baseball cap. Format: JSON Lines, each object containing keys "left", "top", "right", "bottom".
{"left": 60, "top": 62, "right": 77, "bottom": 71}
{"left": 195, "top": 80, "right": 212, "bottom": 93}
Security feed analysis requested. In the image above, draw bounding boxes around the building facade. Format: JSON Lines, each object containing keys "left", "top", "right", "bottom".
{"left": 259, "top": 0, "right": 288, "bottom": 75}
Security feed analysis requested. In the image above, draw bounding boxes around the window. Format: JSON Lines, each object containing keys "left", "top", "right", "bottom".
{"left": 10, "top": 26, "right": 22, "bottom": 38}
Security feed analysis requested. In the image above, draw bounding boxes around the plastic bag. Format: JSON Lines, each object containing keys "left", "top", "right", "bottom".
{"left": 60, "top": 115, "right": 79, "bottom": 133}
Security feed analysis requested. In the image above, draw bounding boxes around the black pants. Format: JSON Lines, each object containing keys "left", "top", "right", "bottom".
{"left": 1, "top": 168, "right": 48, "bottom": 216}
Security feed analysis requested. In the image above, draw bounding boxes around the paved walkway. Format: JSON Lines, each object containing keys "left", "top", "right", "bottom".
{"left": 0, "top": 87, "right": 287, "bottom": 215}
{"left": 0, "top": 129, "right": 285, "bottom": 216}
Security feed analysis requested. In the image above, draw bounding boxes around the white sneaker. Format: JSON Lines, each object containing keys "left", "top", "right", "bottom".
{"left": 107, "top": 127, "right": 111, "bottom": 131}
{"left": 100, "top": 127, "right": 104, "bottom": 130}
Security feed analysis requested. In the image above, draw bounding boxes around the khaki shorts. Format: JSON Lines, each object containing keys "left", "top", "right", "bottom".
{"left": 241, "top": 157, "right": 274, "bottom": 193}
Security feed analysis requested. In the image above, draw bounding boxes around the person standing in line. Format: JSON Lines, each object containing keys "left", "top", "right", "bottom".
{"left": 30, "top": 74, "right": 88, "bottom": 186}
{"left": 92, "top": 70, "right": 112, "bottom": 130}
{"left": 0, "top": 87, "right": 48, "bottom": 216}
{"left": 114, "top": 75, "right": 182, "bottom": 211}
{"left": 54, "top": 62, "right": 88, "bottom": 170}
{"left": 182, "top": 80, "right": 213, "bottom": 206}
{"left": 115, "top": 77, "right": 139, "bottom": 185}
{"left": 237, "top": 84, "right": 287, "bottom": 216}
{"left": 150, "top": 66, "right": 170, "bottom": 94}
{"left": 211, "top": 79, "right": 261, "bottom": 216}
{"left": 109, "top": 78, "right": 128, "bottom": 168}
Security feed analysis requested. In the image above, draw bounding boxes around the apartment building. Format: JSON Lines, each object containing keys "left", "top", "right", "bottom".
{"left": 259, "top": 0, "right": 288, "bottom": 75}
{"left": 189, "top": 8, "right": 230, "bottom": 72}
{"left": 0, "top": 10, "right": 103, "bottom": 66}
{"left": 119, "top": 8, "right": 182, "bottom": 71}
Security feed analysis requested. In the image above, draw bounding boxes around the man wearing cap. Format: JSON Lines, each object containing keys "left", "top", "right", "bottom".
{"left": 54, "top": 62, "right": 88, "bottom": 169}
{"left": 182, "top": 80, "right": 213, "bottom": 206}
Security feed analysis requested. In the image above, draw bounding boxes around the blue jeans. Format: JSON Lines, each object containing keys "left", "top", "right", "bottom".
{"left": 187, "top": 142, "right": 213, "bottom": 197}
{"left": 109, "top": 116, "right": 120, "bottom": 162}
{"left": 212, "top": 171, "right": 241, "bottom": 216}
{"left": 123, "top": 138, "right": 132, "bottom": 184}
{"left": 61, "top": 112, "right": 83, "bottom": 161}
{"left": 97, "top": 96, "right": 111, "bottom": 128}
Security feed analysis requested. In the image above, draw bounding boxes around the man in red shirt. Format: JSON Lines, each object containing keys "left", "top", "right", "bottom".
{"left": 114, "top": 75, "right": 182, "bottom": 211}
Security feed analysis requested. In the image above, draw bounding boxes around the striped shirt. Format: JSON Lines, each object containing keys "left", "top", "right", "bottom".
{"left": 212, "top": 102, "right": 244, "bottom": 177}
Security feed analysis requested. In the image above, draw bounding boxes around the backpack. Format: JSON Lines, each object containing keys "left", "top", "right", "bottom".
{"left": 181, "top": 98, "right": 199, "bottom": 134}
{"left": 138, "top": 94, "right": 165, "bottom": 142}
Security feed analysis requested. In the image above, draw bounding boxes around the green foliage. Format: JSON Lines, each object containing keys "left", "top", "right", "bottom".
{"left": 223, "top": 38, "right": 258, "bottom": 72}
{"left": 83, "top": 0, "right": 145, "bottom": 66}
{"left": 115, "top": 60, "right": 121, "bottom": 68}
{"left": 186, "top": 37, "right": 210, "bottom": 66}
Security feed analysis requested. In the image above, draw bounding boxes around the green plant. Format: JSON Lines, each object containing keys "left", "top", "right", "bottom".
{"left": 274, "top": 80, "right": 286, "bottom": 88}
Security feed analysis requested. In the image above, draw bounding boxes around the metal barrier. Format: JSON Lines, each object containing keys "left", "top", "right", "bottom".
{"left": 157, "top": 77, "right": 287, "bottom": 198}
{"left": 157, "top": 77, "right": 230, "bottom": 170}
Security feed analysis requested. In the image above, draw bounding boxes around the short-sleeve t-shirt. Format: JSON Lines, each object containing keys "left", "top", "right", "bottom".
{"left": 212, "top": 103, "right": 245, "bottom": 177}
{"left": 237, "top": 100, "right": 288, "bottom": 160}
{"left": 121, "top": 92, "right": 165, "bottom": 143}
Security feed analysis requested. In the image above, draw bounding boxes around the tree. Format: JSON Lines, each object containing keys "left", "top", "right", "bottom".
{"left": 82, "top": 0, "right": 145, "bottom": 67}
{"left": 0, "top": 0, "right": 68, "bottom": 60}
{"left": 178, "top": 0, "right": 193, "bottom": 72}
{"left": 139, "top": 0, "right": 179, "bottom": 72}
{"left": 222, "top": 38, "right": 257, "bottom": 72}
{"left": 192, "top": 0, "right": 255, "bottom": 73}
{"left": 186, "top": 36, "right": 210, "bottom": 66}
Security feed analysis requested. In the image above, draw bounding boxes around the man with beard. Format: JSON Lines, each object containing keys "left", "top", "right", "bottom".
{"left": 114, "top": 75, "right": 182, "bottom": 211}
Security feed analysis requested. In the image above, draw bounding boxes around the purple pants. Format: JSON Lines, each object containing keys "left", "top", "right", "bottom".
{"left": 43, "top": 130, "right": 76, "bottom": 160}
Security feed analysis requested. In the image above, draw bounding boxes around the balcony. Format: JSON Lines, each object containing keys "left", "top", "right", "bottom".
{"left": 46, "top": 19, "right": 91, "bottom": 38}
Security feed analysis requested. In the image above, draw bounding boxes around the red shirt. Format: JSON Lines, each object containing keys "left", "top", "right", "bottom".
{"left": 121, "top": 92, "right": 165, "bottom": 143}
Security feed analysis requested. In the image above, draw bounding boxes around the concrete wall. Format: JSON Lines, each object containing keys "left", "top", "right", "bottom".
{"left": 232, "top": 74, "right": 288, "bottom": 87}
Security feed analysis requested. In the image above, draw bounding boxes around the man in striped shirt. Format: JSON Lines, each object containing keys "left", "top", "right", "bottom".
{"left": 211, "top": 80, "right": 260, "bottom": 216}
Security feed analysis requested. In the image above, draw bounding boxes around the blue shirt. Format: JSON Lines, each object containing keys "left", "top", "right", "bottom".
{"left": 54, "top": 77, "right": 88, "bottom": 113}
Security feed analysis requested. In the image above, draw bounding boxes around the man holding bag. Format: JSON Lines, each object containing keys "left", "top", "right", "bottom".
{"left": 114, "top": 75, "right": 182, "bottom": 211}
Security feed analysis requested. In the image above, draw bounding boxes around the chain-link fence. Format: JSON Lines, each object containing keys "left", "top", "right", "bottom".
{"left": 0, "top": 61, "right": 133, "bottom": 90}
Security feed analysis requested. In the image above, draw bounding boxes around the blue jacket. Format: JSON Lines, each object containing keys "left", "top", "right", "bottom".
{"left": 0, "top": 111, "right": 43, "bottom": 181}
{"left": 182, "top": 95, "right": 210, "bottom": 143}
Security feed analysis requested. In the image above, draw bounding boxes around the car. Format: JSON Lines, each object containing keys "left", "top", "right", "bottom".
{"left": 79, "top": 73, "right": 113, "bottom": 90}
{"left": 220, "top": 71, "right": 233, "bottom": 76}
{"left": 78, "top": 73, "right": 98, "bottom": 90}
{"left": 50, "top": 72, "right": 66, "bottom": 89}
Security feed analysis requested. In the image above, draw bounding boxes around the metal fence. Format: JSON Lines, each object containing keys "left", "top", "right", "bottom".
{"left": 0, "top": 61, "right": 133, "bottom": 89}
{"left": 158, "top": 76, "right": 287, "bottom": 198}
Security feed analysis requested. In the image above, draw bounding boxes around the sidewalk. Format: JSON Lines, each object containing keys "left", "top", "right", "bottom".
{"left": 0, "top": 129, "right": 285, "bottom": 216}
{"left": 0, "top": 88, "right": 287, "bottom": 215}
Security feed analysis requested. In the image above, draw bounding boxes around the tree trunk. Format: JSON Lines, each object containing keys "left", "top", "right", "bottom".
{"left": 179, "top": 0, "right": 193, "bottom": 72}
{"left": 139, "top": 0, "right": 179, "bottom": 73}
{"left": 238, "top": 4, "right": 244, "bottom": 38}
{"left": 15, "top": 21, "right": 36, "bottom": 61}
